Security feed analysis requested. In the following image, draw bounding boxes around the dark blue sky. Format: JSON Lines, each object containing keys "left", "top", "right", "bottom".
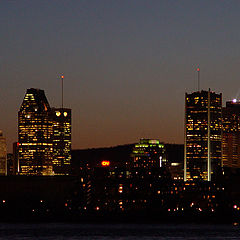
{"left": 1, "top": 1, "right": 240, "bottom": 150}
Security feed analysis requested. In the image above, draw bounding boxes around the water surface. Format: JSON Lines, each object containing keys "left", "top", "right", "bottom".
{"left": 0, "top": 223, "right": 239, "bottom": 239}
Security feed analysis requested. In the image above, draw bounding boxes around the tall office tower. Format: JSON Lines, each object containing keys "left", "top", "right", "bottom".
{"left": 184, "top": 89, "right": 222, "bottom": 181}
{"left": 51, "top": 108, "right": 71, "bottom": 175}
{"left": 18, "top": 88, "right": 53, "bottom": 175}
{"left": 132, "top": 139, "right": 166, "bottom": 168}
{"left": 222, "top": 100, "right": 240, "bottom": 168}
{"left": 0, "top": 131, "right": 7, "bottom": 176}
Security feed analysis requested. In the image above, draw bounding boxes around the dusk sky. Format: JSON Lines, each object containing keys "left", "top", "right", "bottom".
{"left": 1, "top": 1, "right": 240, "bottom": 151}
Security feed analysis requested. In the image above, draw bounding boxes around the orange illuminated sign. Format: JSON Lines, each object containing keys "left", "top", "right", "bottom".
{"left": 101, "top": 161, "right": 110, "bottom": 166}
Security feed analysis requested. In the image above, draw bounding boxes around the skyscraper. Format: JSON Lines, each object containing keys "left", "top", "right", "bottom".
{"left": 18, "top": 88, "right": 53, "bottom": 175}
{"left": 222, "top": 100, "right": 240, "bottom": 168}
{"left": 184, "top": 89, "right": 222, "bottom": 181}
{"left": 0, "top": 131, "right": 7, "bottom": 176}
{"left": 51, "top": 108, "right": 71, "bottom": 175}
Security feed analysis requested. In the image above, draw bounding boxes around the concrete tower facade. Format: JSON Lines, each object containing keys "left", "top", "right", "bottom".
{"left": 222, "top": 100, "right": 240, "bottom": 168}
{"left": 51, "top": 108, "right": 71, "bottom": 175}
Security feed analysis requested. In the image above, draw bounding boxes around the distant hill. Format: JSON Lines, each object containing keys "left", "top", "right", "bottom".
{"left": 71, "top": 143, "right": 183, "bottom": 175}
{"left": 71, "top": 144, "right": 134, "bottom": 174}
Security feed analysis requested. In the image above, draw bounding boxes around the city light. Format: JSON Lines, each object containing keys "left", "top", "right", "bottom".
{"left": 101, "top": 161, "right": 110, "bottom": 166}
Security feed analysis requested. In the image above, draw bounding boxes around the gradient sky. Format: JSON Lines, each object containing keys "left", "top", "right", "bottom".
{"left": 1, "top": 1, "right": 240, "bottom": 151}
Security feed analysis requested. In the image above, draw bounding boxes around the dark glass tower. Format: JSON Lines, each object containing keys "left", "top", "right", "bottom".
{"left": 222, "top": 100, "right": 240, "bottom": 168}
{"left": 18, "top": 88, "right": 53, "bottom": 175}
{"left": 184, "top": 89, "right": 222, "bottom": 181}
{"left": 51, "top": 108, "right": 71, "bottom": 175}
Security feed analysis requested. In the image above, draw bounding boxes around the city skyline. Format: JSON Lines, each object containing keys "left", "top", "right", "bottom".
{"left": 1, "top": 1, "right": 240, "bottom": 150}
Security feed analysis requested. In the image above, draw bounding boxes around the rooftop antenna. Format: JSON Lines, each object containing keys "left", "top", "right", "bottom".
{"left": 61, "top": 74, "right": 64, "bottom": 109}
{"left": 197, "top": 67, "right": 200, "bottom": 91}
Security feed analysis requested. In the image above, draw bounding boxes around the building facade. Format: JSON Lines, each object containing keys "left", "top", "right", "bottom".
{"left": 222, "top": 100, "right": 240, "bottom": 168}
{"left": 18, "top": 88, "right": 53, "bottom": 175}
{"left": 132, "top": 139, "right": 166, "bottom": 169}
{"left": 0, "top": 131, "right": 7, "bottom": 176}
{"left": 184, "top": 90, "right": 222, "bottom": 181}
{"left": 12, "top": 142, "right": 19, "bottom": 175}
{"left": 51, "top": 108, "right": 71, "bottom": 175}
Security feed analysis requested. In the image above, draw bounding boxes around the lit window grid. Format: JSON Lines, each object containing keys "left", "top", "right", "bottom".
{"left": 185, "top": 91, "right": 222, "bottom": 181}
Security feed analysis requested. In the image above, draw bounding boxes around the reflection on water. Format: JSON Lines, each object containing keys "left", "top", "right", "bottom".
{"left": 0, "top": 223, "right": 239, "bottom": 239}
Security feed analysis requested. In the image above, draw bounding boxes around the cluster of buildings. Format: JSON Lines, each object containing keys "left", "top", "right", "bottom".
{"left": 0, "top": 87, "right": 240, "bottom": 182}
{"left": 0, "top": 87, "right": 238, "bottom": 183}
{"left": 2, "top": 88, "right": 71, "bottom": 176}
{"left": 184, "top": 89, "right": 240, "bottom": 182}
{"left": 0, "top": 87, "right": 240, "bottom": 219}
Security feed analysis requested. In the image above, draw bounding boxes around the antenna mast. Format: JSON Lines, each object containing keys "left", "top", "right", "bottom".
{"left": 61, "top": 75, "right": 64, "bottom": 109}
{"left": 197, "top": 67, "right": 200, "bottom": 91}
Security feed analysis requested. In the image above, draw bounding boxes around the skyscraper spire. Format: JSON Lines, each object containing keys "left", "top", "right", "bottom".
{"left": 61, "top": 74, "right": 64, "bottom": 109}
{"left": 197, "top": 67, "right": 200, "bottom": 91}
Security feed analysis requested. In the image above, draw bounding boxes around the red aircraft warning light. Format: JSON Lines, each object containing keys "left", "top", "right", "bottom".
{"left": 101, "top": 161, "right": 110, "bottom": 166}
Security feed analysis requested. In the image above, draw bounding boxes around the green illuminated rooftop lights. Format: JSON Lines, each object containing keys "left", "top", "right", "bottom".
{"left": 149, "top": 140, "right": 159, "bottom": 144}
